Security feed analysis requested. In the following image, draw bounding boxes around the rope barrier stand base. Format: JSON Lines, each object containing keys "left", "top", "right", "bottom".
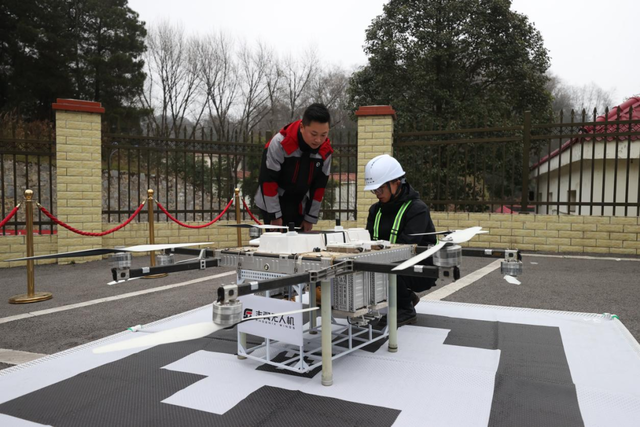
{"left": 141, "top": 273, "right": 168, "bottom": 280}
{"left": 9, "top": 291, "right": 53, "bottom": 304}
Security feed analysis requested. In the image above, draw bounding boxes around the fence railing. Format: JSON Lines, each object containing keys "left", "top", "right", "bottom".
{"left": 529, "top": 108, "right": 640, "bottom": 216}
{"left": 395, "top": 120, "right": 527, "bottom": 213}
{"left": 102, "top": 128, "right": 357, "bottom": 223}
{"left": 0, "top": 135, "right": 56, "bottom": 234}
{"left": 395, "top": 106, "right": 640, "bottom": 216}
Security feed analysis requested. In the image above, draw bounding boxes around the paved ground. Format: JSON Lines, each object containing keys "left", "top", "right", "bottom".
{"left": 0, "top": 255, "right": 236, "bottom": 358}
{"left": 1, "top": 251, "right": 639, "bottom": 370}
{"left": 443, "top": 253, "right": 640, "bottom": 340}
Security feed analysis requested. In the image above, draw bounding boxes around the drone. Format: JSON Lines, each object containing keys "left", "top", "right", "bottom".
{"left": 6, "top": 224, "right": 523, "bottom": 382}
{"left": 8, "top": 223, "right": 522, "bottom": 295}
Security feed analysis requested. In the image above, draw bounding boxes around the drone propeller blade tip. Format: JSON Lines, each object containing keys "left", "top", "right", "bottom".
{"left": 92, "top": 322, "right": 222, "bottom": 354}
{"left": 504, "top": 275, "right": 521, "bottom": 285}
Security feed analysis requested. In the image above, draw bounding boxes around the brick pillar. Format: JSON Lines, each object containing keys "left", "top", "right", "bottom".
{"left": 53, "top": 99, "right": 105, "bottom": 263}
{"left": 355, "top": 105, "right": 396, "bottom": 227}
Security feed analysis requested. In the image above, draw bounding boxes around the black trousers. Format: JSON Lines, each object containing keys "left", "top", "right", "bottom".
{"left": 398, "top": 274, "right": 437, "bottom": 311}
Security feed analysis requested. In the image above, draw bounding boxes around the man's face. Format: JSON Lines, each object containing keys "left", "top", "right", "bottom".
{"left": 300, "top": 121, "right": 329, "bottom": 149}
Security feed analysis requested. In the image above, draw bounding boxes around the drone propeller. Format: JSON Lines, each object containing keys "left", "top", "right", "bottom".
{"left": 442, "top": 226, "right": 488, "bottom": 244}
{"left": 93, "top": 306, "right": 319, "bottom": 354}
{"left": 392, "top": 226, "right": 487, "bottom": 271}
{"left": 6, "top": 242, "right": 215, "bottom": 262}
{"left": 409, "top": 230, "right": 452, "bottom": 236}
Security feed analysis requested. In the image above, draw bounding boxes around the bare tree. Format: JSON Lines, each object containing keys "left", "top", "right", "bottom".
{"left": 198, "top": 31, "right": 239, "bottom": 141}
{"left": 570, "top": 82, "right": 615, "bottom": 115}
{"left": 282, "top": 49, "right": 318, "bottom": 121}
{"left": 547, "top": 73, "right": 616, "bottom": 119}
{"left": 306, "top": 65, "right": 353, "bottom": 130}
{"left": 141, "top": 21, "right": 205, "bottom": 136}
{"left": 262, "top": 59, "right": 285, "bottom": 131}
{"left": 546, "top": 73, "right": 574, "bottom": 118}
{"left": 236, "top": 41, "right": 271, "bottom": 139}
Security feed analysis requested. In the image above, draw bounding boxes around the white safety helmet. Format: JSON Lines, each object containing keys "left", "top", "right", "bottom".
{"left": 364, "top": 154, "right": 406, "bottom": 191}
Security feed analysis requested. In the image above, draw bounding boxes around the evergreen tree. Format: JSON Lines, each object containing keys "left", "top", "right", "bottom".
{"left": 348, "top": 0, "right": 554, "bottom": 210}
{"left": 348, "top": 0, "right": 553, "bottom": 130}
{"left": 0, "top": 0, "right": 146, "bottom": 128}
{"left": 76, "top": 0, "right": 147, "bottom": 130}
{"left": 0, "top": 0, "right": 75, "bottom": 120}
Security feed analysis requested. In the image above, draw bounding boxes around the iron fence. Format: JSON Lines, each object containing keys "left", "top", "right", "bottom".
{"left": 395, "top": 106, "right": 640, "bottom": 216}
{"left": 530, "top": 108, "right": 640, "bottom": 216}
{"left": 102, "top": 128, "right": 357, "bottom": 223}
{"left": 0, "top": 134, "right": 56, "bottom": 234}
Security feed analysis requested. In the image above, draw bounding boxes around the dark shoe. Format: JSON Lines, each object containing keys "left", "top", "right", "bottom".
{"left": 397, "top": 308, "right": 417, "bottom": 327}
{"left": 411, "top": 291, "right": 420, "bottom": 307}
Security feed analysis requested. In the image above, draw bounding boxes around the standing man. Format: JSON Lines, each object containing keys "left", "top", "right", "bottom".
{"left": 255, "top": 103, "right": 333, "bottom": 232}
{"left": 364, "top": 154, "right": 437, "bottom": 326}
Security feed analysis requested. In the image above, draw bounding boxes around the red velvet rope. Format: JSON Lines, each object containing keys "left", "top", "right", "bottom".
{"left": 38, "top": 202, "right": 146, "bottom": 236}
{"left": 0, "top": 204, "right": 21, "bottom": 229}
{"left": 242, "top": 198, "right": 262, "bottom": 225}
{"left": 156, "top": 198, "right": 234, "bottom": 229}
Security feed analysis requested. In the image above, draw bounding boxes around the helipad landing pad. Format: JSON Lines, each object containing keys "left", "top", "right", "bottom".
{"left": 1, "top": 301, "right": 640, "bottom": 427}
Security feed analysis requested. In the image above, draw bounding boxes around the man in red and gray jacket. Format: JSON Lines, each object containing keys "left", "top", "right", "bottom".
{"left": 255, "top": 103, "right": 333, "bottom": 232}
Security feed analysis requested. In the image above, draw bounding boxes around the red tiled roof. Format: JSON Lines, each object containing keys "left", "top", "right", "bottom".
{"left": 494, "top": 205, "right": 535, "bottom": 214}
{"left": 532, "top": 97, "right": 640, "bottom": 170}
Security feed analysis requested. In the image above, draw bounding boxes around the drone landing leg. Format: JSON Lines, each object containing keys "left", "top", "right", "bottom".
{"left": 238, "top": 333, "right": 247, "bottom": 360}
{"left": 388, "top": 274, "right": 398, "bottom": 353}
{"left": 309, "top": 282, "right": 318, "bottom": 334}
{"left": 321, "top": 279, "right": 333, "bottom": 386}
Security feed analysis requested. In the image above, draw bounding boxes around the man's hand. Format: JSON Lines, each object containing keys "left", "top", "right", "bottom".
{"left": 270, "top": 218, "right": 283, "bottom": 226}
{"left": 301, "top": 220, "right": 313, "bottom": 232}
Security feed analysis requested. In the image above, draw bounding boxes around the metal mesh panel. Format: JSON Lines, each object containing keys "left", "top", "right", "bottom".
{"left": 369, "top": 273, "right": 388, "bottom": 305}
{"left": 238, "top": 270, "right": 284, "bottom": 282}
{"left": 332, "top": 272, "right": 369, "bottom": 312}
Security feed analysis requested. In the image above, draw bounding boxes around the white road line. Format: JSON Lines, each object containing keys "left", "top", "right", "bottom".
{"left": 423, "top": 259, "right": 502, "bottom": 301}
{"left": 0, "top": 349, "right": 47, "bottom": 365}
{"left": 0, "top": 271, "right": 236, "bottom": 325}
{"left": 525, "top": 254, "right": 640, "bottom": 262}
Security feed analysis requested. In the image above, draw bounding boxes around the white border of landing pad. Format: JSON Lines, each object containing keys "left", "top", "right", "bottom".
{"left": 1, "top": 301, "right": 640, "bottom": 427}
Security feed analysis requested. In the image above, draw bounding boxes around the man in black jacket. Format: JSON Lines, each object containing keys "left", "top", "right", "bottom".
{"left": 364, "top": 154, "right": 437, "bottom": 326}
{"left": 254, "top": 104, "right": 333, "bottom": 232}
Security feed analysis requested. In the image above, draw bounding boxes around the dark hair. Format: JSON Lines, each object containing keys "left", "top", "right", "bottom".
{"left": 302, "top": 103, "right": 330, "bottom": 126}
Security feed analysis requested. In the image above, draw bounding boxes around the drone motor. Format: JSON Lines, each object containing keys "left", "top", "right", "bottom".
{"left": 500, "top": 249, "right": 523, "bottom": 276}
{"left": 433, "top": 244, "right": 462, "bottom": 267}
{"left": 212, "top": 300, "right": 243, "bottom": 327}
{"left": 110, "top": 252, "right": 132, "bottom": 269}
{"left": 155, "top": 253, "right": 175, "bottom": 266}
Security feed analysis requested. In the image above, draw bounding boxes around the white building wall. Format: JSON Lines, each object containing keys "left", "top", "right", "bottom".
{"left": 532, "top": 154, "right": 640, "bottom": 216}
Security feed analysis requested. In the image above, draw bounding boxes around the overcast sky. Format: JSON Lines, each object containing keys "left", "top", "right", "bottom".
{"left": 128, "top": 0, "right": 638, "bottom": 104}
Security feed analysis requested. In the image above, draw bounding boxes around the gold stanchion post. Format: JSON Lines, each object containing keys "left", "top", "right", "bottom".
{"left": 234, "top": 188, "right": 247, "bottom": 359}
{"left": 235, "top": 188, "right": 242, "bottom": 247}
{"left": 143, "top": 189, "right": 168, "bottom": 279}
{"left": 9, "top": 190, "right": 53, "bottom": 304}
